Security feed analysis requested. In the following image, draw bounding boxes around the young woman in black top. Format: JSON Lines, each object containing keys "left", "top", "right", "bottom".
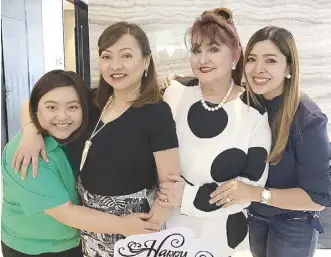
{"left": 209, "top": 26, "right": 331, "bottom": 257}
{"left": 13, "top": 22, "right": 181, "bottom": 257}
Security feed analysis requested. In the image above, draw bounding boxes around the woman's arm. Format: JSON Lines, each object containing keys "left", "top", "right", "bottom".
{"left": 213, "top": 112, "right": 330, "bottom": 211}
{"left": 250, "top": 187, "right": 325, "bottom": 211}
{"left": 45, "top": 201, "right": 159, "bottom": 236}
{"left": 148, "top": 148, "right": 181, "bottom": 227}
{"left": 4, "top": 161, "right": 160, "bottom": 237}
{"left": 260, "top": 112, "right": 330, "bottom": 211}
{"left": 12, "top": 99, "right": 48, "bottom": 178}
{"left": 20, "top": 99, "right": 32, "bottom": 127}
{"left": 145, "top": 102, "right": 181, "bottom": 227}
{"left": 210, "top": 180, "right": 325, "bottom": 211}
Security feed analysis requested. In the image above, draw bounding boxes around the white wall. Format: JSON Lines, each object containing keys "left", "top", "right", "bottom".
{"left": 42, "top": 0, "right": 65, "bottom": 72}
{"left": 25, "top": 0, "right": 45, "bottom": 88}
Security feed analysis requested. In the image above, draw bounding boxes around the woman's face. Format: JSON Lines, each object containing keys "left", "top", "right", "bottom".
{"left": 99, "top": 34, "right": 150, "bottom": 94}
{"left": 37, "top": 86, "right": 83, "bottom": 139}
{"left": 245, "top": 40, "right": 289, "bottom": 100}
{"left": 190, "top": 35, "right": 234, "bottom": 86}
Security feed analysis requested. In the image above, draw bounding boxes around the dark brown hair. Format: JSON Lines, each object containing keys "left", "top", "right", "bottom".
{"left": 29, "top": 70, "right": 90, "bottom": 144}
{"left": 186, "top": 8, "right": 244, "bottom": 86}
{"left": 95, "top": 22, "right": 161, "bottom": 109}
{"left": 244, "top": 26, "right": 301, "bottom": 164}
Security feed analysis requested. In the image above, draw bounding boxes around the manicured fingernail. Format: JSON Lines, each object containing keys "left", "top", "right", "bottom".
{"left": 46, "top": 159, "right": 49, "bottom": 162}
{"left": 33, "top": 174, "right": 36, "bottom": 178}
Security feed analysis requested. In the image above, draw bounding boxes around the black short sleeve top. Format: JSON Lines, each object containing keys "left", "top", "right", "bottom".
{"left": 67, "top": 101, "right": 178, "bottom": 196}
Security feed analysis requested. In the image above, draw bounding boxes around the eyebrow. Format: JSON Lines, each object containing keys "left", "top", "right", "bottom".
{"left": 248, "top": 53, "right": 278, "bottom": 57}
{"left": 43, "top": 100, "right": 80, "bottom": 104}
{"left": 103, "top": 47, "right": 134, "bottom": 53}
{"left": 207, "top": 41, "right": 222, "bottom": 46}
{"left": 192, "top": 41, "right": 222, "bottom": 48}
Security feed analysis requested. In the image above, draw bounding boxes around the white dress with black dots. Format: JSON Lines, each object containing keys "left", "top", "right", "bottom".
{"left": 164, "top": 81, "right": 272, "bottom": 257}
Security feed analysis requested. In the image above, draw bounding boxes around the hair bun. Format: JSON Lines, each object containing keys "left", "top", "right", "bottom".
{"left": 213, "top": 8, "right": 232, "bottom": 22}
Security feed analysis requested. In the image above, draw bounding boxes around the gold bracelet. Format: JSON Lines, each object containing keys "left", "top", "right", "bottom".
{"left": 22, "top": 120, "right": 33, "bottom": 132}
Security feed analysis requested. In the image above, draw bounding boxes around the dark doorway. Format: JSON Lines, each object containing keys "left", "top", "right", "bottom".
{"left": 75, "top": 0, "right": 90, "bottom": 87}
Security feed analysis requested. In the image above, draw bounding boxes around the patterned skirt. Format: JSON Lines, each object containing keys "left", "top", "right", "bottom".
{"left": 77, "top": 178, "right": 158, "bottom": 257}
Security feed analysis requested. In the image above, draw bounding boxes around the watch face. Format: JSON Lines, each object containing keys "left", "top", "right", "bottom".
{"left": 262, "top": 190, "right": 271, "bottom": 200}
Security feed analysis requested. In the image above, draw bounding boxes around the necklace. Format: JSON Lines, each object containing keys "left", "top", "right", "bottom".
{"left": 197, "top": 78, "right": 234, "bottom": 112}
{"left": 79, "top": 96, "right": 113, "bottom": 171}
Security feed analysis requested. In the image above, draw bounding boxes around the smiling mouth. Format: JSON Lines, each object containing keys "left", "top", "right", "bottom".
{"left": 111, "top": 73, "right": 126, "bottom": 79}
{"left": 199, "top": 67, "right": 214, "bottom": 73}
{"left": 253, "top": 77, "right": 271, "bottom": 84}
{"left": 53, "top": 123, "right": 71, "bottom": 129}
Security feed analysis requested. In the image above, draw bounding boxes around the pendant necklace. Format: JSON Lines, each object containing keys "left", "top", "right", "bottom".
{"left": 80, "top": 96, "right": 113, "bottom": 171}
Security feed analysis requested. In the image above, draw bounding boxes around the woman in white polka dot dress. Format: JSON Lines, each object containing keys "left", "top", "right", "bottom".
{"left": 158, "top": 8, "right": 271, "bottom": 257}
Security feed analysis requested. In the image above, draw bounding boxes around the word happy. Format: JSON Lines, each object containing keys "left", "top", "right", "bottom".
{"left": 114, "top": 228, "right": 216, "bottom": 257}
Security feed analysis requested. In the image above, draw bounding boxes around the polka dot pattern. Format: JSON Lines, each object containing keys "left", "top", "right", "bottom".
{"left": 226, "top": 212, "right": 248, "bottom": 249}
{"left": 188, "top": 101, "right": 228, "bottom": 138}
{"left": 240, "top": 147, "right": 268, "bottom": 181}
{"left": 193, "top": 182, "right": 221, "bottom": 212}
{"left": 211, "top": 148, "right": 247, "bottom": 182}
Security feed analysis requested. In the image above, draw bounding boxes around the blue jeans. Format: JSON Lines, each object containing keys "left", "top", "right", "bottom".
{"left": 248, "top": 211, "right": 319, "bottom": 257}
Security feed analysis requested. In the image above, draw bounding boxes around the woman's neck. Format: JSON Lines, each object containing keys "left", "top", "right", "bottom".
{"left": 200, "top": 76, "right": 233, "bottom": 103}
{"left": 112, "top": 84, "right": 140, "bottom": 106}
{"left": 263, "top": 83, "right": 284, "bottom": 100}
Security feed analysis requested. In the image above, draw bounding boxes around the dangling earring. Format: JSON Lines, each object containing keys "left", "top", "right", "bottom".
{"left": 144, "top": 69, "right": 148, "bottom": 77}
{"left": 232, "top": 62, "right": 236, "bottom": 70}
{"left": 286, "top": 74, "right": 291, "bottom": 79}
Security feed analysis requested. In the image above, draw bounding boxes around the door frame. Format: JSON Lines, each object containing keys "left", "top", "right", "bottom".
{"left": 1, "top": 25, "right": 9, "bottom": 149}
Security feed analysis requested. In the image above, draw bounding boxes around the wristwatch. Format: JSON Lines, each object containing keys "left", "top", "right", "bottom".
{"left": 261, "top": 187, "right": 272, "bottom": 205}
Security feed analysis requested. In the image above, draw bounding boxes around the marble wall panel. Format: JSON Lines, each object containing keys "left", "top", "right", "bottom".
{"left": 88, "top": 0, "right": 331, "bottom": 132}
